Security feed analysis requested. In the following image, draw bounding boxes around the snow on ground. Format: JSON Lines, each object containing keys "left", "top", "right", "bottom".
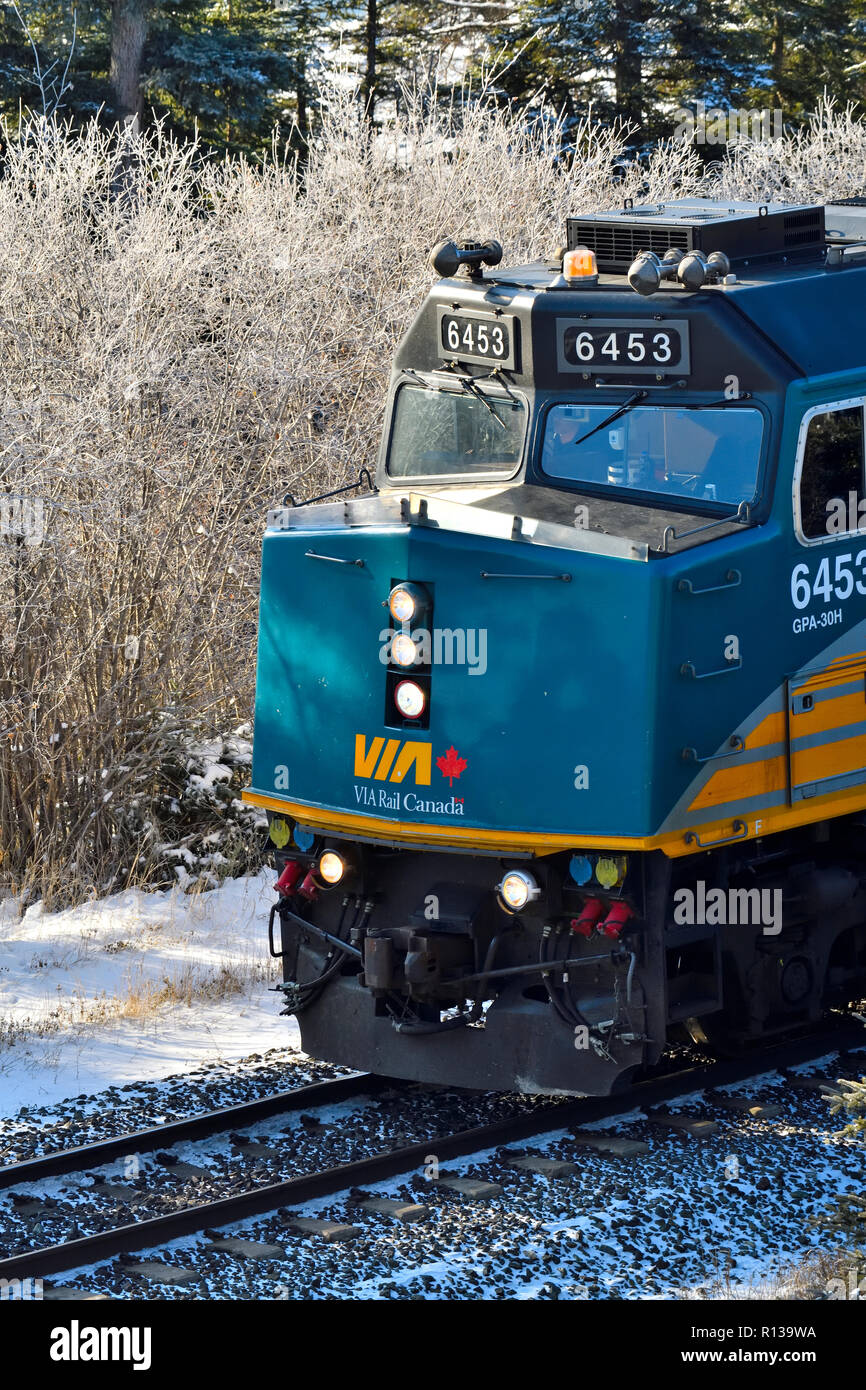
{"left": 0, "top": 871, "right": 299, "bottom": 1117}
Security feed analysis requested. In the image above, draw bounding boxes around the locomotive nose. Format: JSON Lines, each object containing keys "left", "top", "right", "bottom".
{"left": 250, "top": 500, "right": 656, "bottom": 845}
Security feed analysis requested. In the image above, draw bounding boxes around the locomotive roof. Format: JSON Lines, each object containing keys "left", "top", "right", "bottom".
{"left": 481, "top": 247, "right": 866, "bottom": 380}
{"left": 372, "top": 200, "right": 866, "bottom": 553}
{"left": 409, "top": 200, "right": 866, "bottom": 381}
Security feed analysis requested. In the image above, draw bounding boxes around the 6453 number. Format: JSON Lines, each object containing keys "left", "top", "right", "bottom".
{"left": 557, "top": 317, "right": 690, "bottom": 376}
{"left": 439, "top": 312, "right": 514, "bottom": 367}
{"left": 791, "top": 552, "right": 866, "bottom": 609}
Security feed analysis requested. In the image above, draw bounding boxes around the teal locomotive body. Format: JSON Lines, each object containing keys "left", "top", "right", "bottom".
{"left": 246, "top": 199, "right": 866, "bottom": 1094}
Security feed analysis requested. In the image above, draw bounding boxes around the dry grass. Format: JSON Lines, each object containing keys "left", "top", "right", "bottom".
{"left": 713, "top": 96, "right": 866, "bottom": 203}
{"left": 0, "top": 953, "right": 271, "bottom": 1050}
{"left": 118, "top": 957, "right": 272, "bottom": 1016}
{"left": 2, "top": 86, "right": 866, "bottom": 903}
{"left": 699, "top": 1246, "right": 865, "bottom": 1300}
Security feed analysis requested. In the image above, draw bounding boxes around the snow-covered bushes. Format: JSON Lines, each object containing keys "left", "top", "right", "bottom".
{"left": 711, "top": 97, "right": 866, "bottom": 204}
{"left": 144, "top": 725, "right": 267, "bottom": 890}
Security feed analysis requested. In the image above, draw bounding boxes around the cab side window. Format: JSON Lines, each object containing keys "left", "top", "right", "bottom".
{"left": 799, "top": 404, "right": 864, "bottom": 540}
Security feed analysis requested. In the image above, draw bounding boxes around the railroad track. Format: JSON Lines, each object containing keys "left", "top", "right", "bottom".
{"left": 1, "top": 1019, "right": 864, "bottom": 1285}
{"left": 0, "top": 1069, "right": 383, "bottom": 1192}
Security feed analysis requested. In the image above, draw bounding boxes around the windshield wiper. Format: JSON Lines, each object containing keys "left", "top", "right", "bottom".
{"left": 570, "top": 390, "right": 647, "bottom": 448}
{"left": 477, "top": 367, "right": 520, "bottom": 406}
{"left": 402, "top": 368, "right": 431, "bottom": 388}
{"left": 440, "top": 366, "right": 508, "bottom": 430}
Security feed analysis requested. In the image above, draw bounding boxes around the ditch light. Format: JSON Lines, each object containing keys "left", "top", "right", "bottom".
{"left": 388, "top": 582, "right": 430, "bottom": 625}
{"left": 317, "top": 851, "right": 347, "bottom": 886}
{"left": 497, "top": 869, "right": 541, "bottom": 914}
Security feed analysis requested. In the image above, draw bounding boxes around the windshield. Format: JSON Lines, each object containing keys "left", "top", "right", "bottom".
{"left": 541, "top": 404, "right": 764, "bottom": 506}
{"left": 387, "top": 382, "right": 526, "bottom": 479}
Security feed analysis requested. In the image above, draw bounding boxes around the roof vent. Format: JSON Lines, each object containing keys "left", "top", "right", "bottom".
{"left": 566, "top": 198, "right": 825, "bottom": 274}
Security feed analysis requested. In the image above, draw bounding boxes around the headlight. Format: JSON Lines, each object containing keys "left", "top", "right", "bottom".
{"left": 496, "top": 869, "right": 541, "bottom": 913}
{"left": 391, "top": 632, "right": 418, "bottom": 667}
{"left": 316, "top": 850, "right": 347, "bottom": 886}
{"left": 394, "top": 679, "right": 426, "bottom": 719}
{"left": 389, "top": 582, "right": 429, "bottom": 625}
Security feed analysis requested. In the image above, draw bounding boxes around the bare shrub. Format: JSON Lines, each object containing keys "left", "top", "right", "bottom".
{"left": 709, "top": 96, "right": 866, "bottom": 203}
{"left": 692, "top": 1246, "right": 862, "bottom": 1300}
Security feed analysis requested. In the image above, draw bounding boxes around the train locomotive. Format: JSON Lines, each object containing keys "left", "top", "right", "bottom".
{"left": 244, "top": 197, "right": 866, "bottom": 1095}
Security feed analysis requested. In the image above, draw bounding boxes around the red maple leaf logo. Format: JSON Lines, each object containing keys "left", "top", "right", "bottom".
{"left": 436, "top": 745, "right": 467, "bottom": 786}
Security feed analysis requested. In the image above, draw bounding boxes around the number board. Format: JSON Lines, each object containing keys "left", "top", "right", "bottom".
{"left": 438, "top": 309, "right": 517, "bottom": 370}
{"left": 556, "top": 318, "right": 690, "bottom": 376}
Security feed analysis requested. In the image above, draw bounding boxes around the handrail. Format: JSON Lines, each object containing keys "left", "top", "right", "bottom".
{"left": 660, "top": 500, "right": 751, "bottom": 553}
{"left": 677, "top": 568, "right": 741, "bottom": 596}
{"left": 685, "top": 820, "right": 747, "bottom": 849}
{"left": 305, "top": 551, "right": 365, "bottom": 567}
{"left": 681, "top": 735, "right": 745, "bottom": 764}
{"left": 284, "top": 467, "right": 375, "bottom": 509}
{"left": 480, "top": 571, "right": 572, "bottom": 581}
{"left": 680, "top": 658, "right": 742, "bottom": 680}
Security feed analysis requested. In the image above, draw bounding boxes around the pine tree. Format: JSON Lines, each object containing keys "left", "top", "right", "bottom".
{"left": 336, "top": 2, "right": 516, "bottom": 123}
{"left": 144, "top": 0, "right": 302, "bottom": 152}
{"left": 825, "top": 1074, "right": 866, "bottom": 1137}
{"left": 725, "top": 1, "right": 866, "bottom": 119}
{"left": 111, "top": 0, "right": 151, "bottom": 121}
{"left": 654, "top": 0, "right": 747, "bottom": 113}
{"left": 4, "top": 0, "right": 866, "bottom": 151}
{"left": 1, "top": 0, "right": 333, "bottom": 151}
{"left": 503, "top": 3, "right": 684, "bottom": 128}
{"left": 477, "top": 0, "right": 866, "bottom": 137}
{"left": 0, "top": 1, "right": 111, "bottom": 125}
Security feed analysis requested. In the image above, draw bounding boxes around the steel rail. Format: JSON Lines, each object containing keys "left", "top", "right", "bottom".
{"left": 0, "top": 1020, "right": 863, "bottom": 1283}
{"left": 0, "top": 1071, "right": 383, "bottom": 1193}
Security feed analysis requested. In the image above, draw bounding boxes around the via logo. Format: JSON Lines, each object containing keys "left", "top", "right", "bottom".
{"left": 354, "top": 735, "right": 431, "bottom": 785}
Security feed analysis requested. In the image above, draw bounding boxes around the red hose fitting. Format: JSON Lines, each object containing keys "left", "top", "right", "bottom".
{"left": 297, "top": 869, "right": 320, "bottom": 901}
{"left": 570, "top": 897, "right": 605, "bottom": 938}
{"left": 274, "top": 860, "right": 304, "bottom": 897}
{"left": 599, "top": 902, "right": 634, "bottom": 939}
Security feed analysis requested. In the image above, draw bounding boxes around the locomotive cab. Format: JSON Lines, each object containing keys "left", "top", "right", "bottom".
{"left": 245, "top": 198, "right": 866, "bottom": 1095}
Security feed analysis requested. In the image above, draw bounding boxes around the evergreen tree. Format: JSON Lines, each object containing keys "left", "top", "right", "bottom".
{"left": 144, "top": 0, "right": 299, "bottom": 152}
{"left": 3, "top": 0, "right": 866, "bottom": 153}
{"left": 111, "top": 0, "right": 151, "bottom": 121}
{"left": 732, "top": 1, "right": 866, "bottom": 119}
{"left": 336, "top": 2, "right": 515, "bottom": 122}
{"left": 478, "top": 0, "right": 866, "bottom": 137}
{"left": 654, "top": 0, "right": 747, "bottom": 113}
{"left": 1, "top": 0, "right": 334, "bottom": 152}
{"left": 496, "top": 2, "right": 674, "bottom": 129}
{"left": 825, "top": 1075, "right": 866, "bottom": 1137}
{"left": 0, "top": 1, "right": 111, "bottom": 124}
